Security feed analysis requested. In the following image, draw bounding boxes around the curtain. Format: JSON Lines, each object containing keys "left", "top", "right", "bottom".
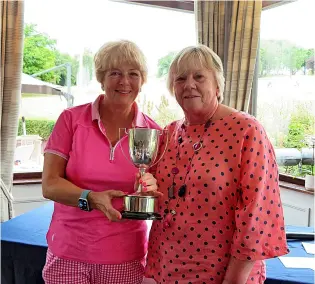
{"left": 195, "top": 0, "right": 262, "bottom": 113}
{"left": 0, "top": 0, "right": 24, "bottom": 221}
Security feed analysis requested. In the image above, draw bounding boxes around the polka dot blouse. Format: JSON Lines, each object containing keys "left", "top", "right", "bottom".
{"left": 145, "top": 112, "right": 289, "bottom": 284}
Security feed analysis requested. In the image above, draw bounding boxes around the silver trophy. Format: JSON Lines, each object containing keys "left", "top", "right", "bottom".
{"left": 120, "top": 128, "right": 167, "bottom": 220}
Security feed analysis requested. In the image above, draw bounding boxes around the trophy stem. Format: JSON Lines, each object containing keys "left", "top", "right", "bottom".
{"left": 137, "top": 167, "right": 146, "bottom": 193}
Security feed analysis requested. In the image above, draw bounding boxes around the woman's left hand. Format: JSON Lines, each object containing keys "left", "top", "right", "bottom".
{"left": 134, "top": 173, "right": 163, "bottom": 197}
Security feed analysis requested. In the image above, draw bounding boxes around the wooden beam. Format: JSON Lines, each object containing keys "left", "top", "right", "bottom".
{"left": 13, "top": 172, "right": 42, "bottom": 180}
{"left": 112, "top": 0, "right": 293, "bottom": 12}
{"left": 263, "top": 0, "right": 282, "bottom": 8}
{"left": 111, "top": 0, "right": 194, "bottom": 12}
{"left": 262, "top": 0, "right": 296, "bottom": 10}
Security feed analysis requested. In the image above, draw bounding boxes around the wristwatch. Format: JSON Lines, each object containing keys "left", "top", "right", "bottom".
{"left": 78, "top": 190, "right": 92, "bottom": 211}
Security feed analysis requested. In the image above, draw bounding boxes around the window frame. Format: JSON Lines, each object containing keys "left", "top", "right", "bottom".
{"left": 15, "top": 0, "right": 303, "bottom": 187}
{"left": 13, "top": 171, "right": 42, "bottom": 185}
{"left": 253, "top": 0, "right": 309, "bottom": 185}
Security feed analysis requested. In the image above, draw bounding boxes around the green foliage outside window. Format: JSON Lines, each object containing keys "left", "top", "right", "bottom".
{"left": 157, "top": 52, "right": 176, "bottom": 78}
{"left": 259, "top": 40, "right": 314, "bottom": 77}
{"left": 153, "top": 95, "right": 181, "bottom": 127}
{"left": 23, "top": 24, "right": 58, "bottom": 83}
{"left": 23, "top": 23, "right": 94, "bottom": 87}
{"left": 280, "top": 105, "right": 315, "bottom": 177}
{"left": 17, "top": 118, "right": 56, "bottom": 141}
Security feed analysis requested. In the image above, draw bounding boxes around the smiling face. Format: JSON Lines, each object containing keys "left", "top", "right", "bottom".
{"left": 173, "top": 67, "right": 219, "bottom": 117}
{"left": 102, "top": 63, "right": 143, "bottom": 107}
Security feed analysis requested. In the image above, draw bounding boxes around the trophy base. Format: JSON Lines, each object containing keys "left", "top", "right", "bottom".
{"left": 121, "top": 211, "right": 162, "bottom": 220}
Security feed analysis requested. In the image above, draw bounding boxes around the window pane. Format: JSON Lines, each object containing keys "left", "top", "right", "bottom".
{"left": 15, "top": 0, "right": 194, "bottom": 173}
{"left": 258, "top": 0, "right": 315, "bottom": 178}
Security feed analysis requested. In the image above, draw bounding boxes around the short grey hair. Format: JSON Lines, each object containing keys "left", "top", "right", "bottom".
{"left": 167, "top": 45, "right": 225, "bottom": 103}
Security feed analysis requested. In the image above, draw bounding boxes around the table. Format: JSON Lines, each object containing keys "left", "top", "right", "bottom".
{"left": 1, "top": 203, "right": 314, "bottom": 284}
{"left": 1, "top": 203, "right": 52, "bottom": 284}
{"left": 265, "top": 225, "right": 314, "bottom": 284}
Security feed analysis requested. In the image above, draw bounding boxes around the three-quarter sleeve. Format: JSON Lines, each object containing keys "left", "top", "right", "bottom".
{"left": 230, "top": 122, "right": 289, "bottom": 261}
{"left": 44, "top": 110, "right": 73, "bottom": 160}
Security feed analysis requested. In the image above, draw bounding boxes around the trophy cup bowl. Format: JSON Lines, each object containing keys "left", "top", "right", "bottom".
{"left": 120, "top": 128, "right": 165, "bottom": 220}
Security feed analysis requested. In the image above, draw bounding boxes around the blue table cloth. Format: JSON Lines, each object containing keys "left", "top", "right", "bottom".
{"left": 1, "top": 202, "right": 314, "bottom": 284}
{"left": 1, "top": 202, "right": 53, "bottom": 247}
{"left": 265, "top": 225, "right": 314, "bottom": 284}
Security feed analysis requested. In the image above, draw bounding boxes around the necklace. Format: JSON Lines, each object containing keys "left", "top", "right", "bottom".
{"left": 163, "top": 118, "right": 212, "bottom": 229}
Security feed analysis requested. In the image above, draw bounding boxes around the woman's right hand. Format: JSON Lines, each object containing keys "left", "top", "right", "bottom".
{"left": 88, "top": 190, "right": 126, "bottom": 222}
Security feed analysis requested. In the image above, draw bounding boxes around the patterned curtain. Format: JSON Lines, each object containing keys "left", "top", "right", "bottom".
{"left": 195, "top": 0, "right": 262, "bottom": 113}
{"left": 0, "top": 0, "right": 24, "bottom": 221}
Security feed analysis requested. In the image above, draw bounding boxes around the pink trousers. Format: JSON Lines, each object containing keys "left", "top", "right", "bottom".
{"left": 42, "top": 249, "right": 145, "bottom": 284}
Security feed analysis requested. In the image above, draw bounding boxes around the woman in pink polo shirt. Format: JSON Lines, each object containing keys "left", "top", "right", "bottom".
{"left": 42, "top": 40, "right": 161, "bottom": 284}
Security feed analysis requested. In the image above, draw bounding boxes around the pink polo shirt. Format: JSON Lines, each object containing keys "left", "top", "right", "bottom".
{"left": 44, "top": 95, "right": 161, "bottom": 264}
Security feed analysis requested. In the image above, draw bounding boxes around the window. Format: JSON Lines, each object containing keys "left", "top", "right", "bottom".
{"left": 15, "top": 0, "right": 195, "bottom": 175}
{"left": 257, "top": 0, "right": 315, "bottom": 179}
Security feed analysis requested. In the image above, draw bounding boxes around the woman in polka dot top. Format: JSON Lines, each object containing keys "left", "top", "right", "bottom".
{"left": 144, "top": 45, "right": 289, "bottom": 284}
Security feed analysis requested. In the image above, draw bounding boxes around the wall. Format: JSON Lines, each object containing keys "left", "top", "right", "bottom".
{"left": 12, "top": 183, "right": 49, "bottom": 217}
{"left": 279, "top": 185, "right": 314, "bottom": 227}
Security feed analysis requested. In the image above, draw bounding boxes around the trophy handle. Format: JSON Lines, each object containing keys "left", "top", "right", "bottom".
{"left": 137, "top": 129, "right": 169, "bottom": 194}
{"left": 149, "top": 129, "right": 169, "bottom": 168}
{"left": 118, "top": 128, "right": 134, "bottom": 166}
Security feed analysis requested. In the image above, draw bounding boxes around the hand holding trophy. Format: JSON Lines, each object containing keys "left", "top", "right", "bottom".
{"left": 120, "top": 128, "right": 167, "bottom": 220}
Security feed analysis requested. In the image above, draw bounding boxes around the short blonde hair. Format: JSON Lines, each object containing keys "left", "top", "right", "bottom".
{"left": 94, "top": 40, "right": 148, "bottom": 84}
{"left": 167, "top": 45, "right": 225, "bottom": 103}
